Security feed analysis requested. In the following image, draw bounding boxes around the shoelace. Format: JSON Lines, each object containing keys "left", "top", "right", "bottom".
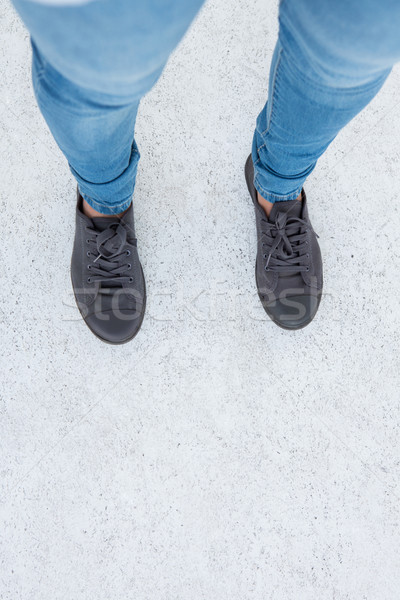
{"left": 261, "top": 211, "right": 318, "bottom": 274}
{"left": 85, "top": 221, "right": 134, "bottom": 285}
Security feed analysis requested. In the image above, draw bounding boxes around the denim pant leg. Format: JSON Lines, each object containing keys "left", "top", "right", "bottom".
{"left": 31, "top": 40, "right": 142, "bottom": 214}
{"left": 12, "top": 0, "right": 204, "bottom": 214}
{"left": 253, "top": 0, "right": 400, "bottom": 202}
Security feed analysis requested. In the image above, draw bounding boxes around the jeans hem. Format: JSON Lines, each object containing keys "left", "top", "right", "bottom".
{"left": 80, "top": 191, "right": 133, "bottom": 215}
{"left": 253, "top": 176, "right": 303, "bottom": 203}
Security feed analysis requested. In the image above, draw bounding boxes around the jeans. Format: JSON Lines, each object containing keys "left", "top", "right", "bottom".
{"left": 11, "top": 0, "right": 400, "bottom": 213}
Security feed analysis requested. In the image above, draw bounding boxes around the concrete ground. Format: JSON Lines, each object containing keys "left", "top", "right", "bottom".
{"left": 1, "top": 1, "right": 400, "bottom": 599}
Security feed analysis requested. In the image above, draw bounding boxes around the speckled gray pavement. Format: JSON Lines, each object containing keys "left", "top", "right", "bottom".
{"left": 1, "top": 1, "right": 400, "bottom": 599}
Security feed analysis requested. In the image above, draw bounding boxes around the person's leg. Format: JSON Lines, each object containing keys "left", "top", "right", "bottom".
{"left": 11, "top": 0, "right": 204, "bottom": 343}
{"left": 253, "top": 0, "right": 400, "bottom": 206}
{"left": 12, "top": 0, "right": 204, "bottom": 215}
{"left": 30, "top": 38, "right": 141, "bottom": 216}
{"left": 247, "top": 0, "right": 400, "bottom": 329}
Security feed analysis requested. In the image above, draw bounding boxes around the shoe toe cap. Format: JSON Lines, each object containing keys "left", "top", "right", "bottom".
{"left": 265, "top": 294, "right": 320, "bottom": 330}
{"left": 85, "top": 308, "right": 144, "bottom": 344}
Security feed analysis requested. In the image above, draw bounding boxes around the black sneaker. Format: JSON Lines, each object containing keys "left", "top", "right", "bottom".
{"left": 71, "top": 193, "right": 146, "bottom": 344}
{"left": 245, "top": 155, "right": 323, "bottom": 329}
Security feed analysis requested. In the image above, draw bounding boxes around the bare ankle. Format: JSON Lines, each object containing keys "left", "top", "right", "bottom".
{"left": 257, "top": 192, "right": 274, "bottom": 217}
{"left": 257, "top": 191, "right": 302, "bottom": 218}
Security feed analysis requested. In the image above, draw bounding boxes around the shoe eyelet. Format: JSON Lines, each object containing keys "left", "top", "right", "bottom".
{"left": 87, "top": 277, "right": 91, "bottom": 283}
{"left": 129, "top": 277, "right": 133, "bottom": 283}
{"left": 87, "top": 264, "right": 91, "bottom": 270}
{"left": 86, "top": 251, "right": 91, "bottom": 257}
{"left": 263, "top": 254, "right": 267, "bottom": 259}
{"left": 306, "top": 267, "right": 310, "bottom": 272}
{"left": 126, "top": 250, "right": 131, "bottom": 256}
{"left": 265, "top": 266, "right": 269, "bottom": 272}
{"left": 306, "top": 253, "right": 310, "bottom": 258}
{"left": 127, "top": 263, "right": 131, "bottom": 270}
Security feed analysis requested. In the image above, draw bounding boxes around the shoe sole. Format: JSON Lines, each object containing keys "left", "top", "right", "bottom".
{"left": 70, "top": 265, "right": 147, "bottom": 345}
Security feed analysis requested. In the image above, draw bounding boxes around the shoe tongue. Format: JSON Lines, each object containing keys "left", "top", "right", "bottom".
{"left": 91, "top": 205, "right": 134, "bottom": 237}
{"left": 269, "top": 198, "right": 302, "bottom": 222}
{"left": 91, "top": 216, "right": 120, "bottom": 232}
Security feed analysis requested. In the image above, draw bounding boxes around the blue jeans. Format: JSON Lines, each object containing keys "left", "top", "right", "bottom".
{"left": 12, "top": 0, "right": 400, "bottom": 213}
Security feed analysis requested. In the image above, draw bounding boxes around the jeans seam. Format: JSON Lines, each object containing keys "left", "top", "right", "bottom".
{"left": 32, "top": 65, "right": 46, "bottom": 102}
{"left": 254, "top": 150, "right": 263, "bottom": 166}
{"left": 261, "top": 46, "right": 283, "bottom": 137}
